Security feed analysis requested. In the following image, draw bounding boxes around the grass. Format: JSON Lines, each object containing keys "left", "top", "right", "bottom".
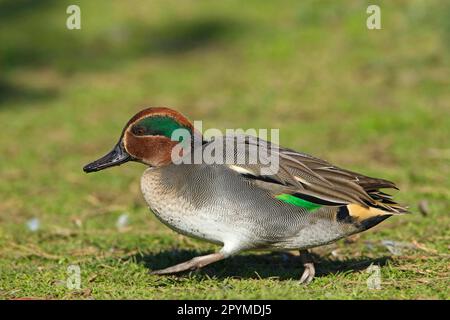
{"left": 0, "top": 0, "right": 449, "bottom": 299}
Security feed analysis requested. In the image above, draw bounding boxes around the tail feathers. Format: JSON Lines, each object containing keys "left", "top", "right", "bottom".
{"left": 352, "top": 173, "right": 407, "bottom": 214}
{"left": 367, "top": 190, "right": 409, "bottom": 214}
{"left": 348, "top": 182, "right": 408, "bottom": 220}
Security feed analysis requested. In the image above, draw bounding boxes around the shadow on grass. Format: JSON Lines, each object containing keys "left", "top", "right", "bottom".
{"left": 0, "top": 0, "right": 54, "bottom": 20}
{"left": 0, "top": 78, "right": 58, "bottom": 106}
{"left": 133, "top": 249, "right": 391, "bottom": 280}
{"left": 1, "top": 16, "right": 239, "bottom": 73}
{"left": 0, "top": 11, "right": 239, "bottom": 106}
{"left": 141, "top": 18, "right": 237, "bottom": 55}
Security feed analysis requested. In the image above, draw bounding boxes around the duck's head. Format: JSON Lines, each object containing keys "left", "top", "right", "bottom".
{"left": 83, "top": 107, "right": 196, "bottom": 173}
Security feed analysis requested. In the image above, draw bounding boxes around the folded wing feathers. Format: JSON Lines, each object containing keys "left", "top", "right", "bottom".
{"left": 221, "top": 134, "right": 405, "bottom": 213}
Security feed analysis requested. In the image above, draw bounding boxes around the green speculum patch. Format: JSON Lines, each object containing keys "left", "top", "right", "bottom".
{"left": 133, "top": 116, "right": 191, "bottom": 141}
{"left": 276, "top": 194, "right": 322, "bottom": 211}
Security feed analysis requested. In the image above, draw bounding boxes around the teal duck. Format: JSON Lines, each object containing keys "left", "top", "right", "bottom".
{"left": 84, "top": 107, "right": 407, "bottom": 284}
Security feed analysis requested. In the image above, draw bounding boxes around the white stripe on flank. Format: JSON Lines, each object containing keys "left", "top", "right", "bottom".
{"left": 228, "top": 165, "right": 256, "bottom": 176}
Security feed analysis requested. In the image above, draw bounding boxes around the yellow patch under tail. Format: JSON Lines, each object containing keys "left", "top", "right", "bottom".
{"left": 347, "top": 204, "right": 393, "bottom": 221}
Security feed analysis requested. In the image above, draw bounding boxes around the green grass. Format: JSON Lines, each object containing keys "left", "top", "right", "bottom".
{"left": 0, "top": 0, "right": 449, "bottom": 299}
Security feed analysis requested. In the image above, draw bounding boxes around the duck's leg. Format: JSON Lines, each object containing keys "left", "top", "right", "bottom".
{"left": 151, "top": 252, "right": 225, "bottom": 275}
{"left": 299, "top": 249, "right": 315, "bottom": 285}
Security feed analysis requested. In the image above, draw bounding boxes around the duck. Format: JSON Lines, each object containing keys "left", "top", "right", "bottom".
{"left": 83, "top": 107, "right": 407, "bottom": 284}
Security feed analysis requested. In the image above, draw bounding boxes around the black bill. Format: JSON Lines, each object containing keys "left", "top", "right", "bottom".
{"left": 83, "top": 142, "right": 131, "bottom": 173}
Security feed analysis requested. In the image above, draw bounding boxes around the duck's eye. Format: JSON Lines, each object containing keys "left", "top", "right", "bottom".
{"left": 132, "top": 125, "right": 146, "bottom": 136}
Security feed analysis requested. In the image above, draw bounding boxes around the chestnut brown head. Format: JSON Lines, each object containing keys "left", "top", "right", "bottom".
{"left": 83, "top": 107, "right": 195, "bottom": 173}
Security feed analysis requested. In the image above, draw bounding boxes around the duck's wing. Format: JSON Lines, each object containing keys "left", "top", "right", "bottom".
{"left": 217, "top": 134, "right": 407, "bottom": 214}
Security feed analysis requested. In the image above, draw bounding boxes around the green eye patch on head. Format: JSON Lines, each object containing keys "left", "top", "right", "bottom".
{"left": 131, "top": 116, "right": 191, "bottom": 140}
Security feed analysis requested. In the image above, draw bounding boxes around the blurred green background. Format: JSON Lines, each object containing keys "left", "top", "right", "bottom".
{"left": 0, "top": 0, "right": 449, "bottom": 299}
